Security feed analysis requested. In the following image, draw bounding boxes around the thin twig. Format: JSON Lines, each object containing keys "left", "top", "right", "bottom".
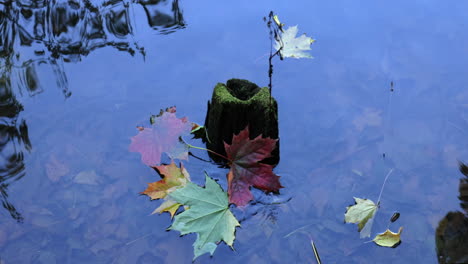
{"left": 284, "top": 224, "right": 313, "bottom": 238}
{"left": 310, "top": 239, "right": 322, "bottom": 264}
{"left": 268, "top": 12, "right": 274, "bottom": 104}
{"left": 181, "top": 138, "right": 230, "bottom": 161}
{"left": 377, "top": 168, "right": 394, "bottom": 206}
{"left": 125, "top": 233, "right": 152, "bottom": 246}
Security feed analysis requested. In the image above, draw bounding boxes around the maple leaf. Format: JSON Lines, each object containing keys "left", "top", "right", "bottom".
{"left": 141, "top": 162, "right": 190, "bottom": 217}
{"left": 225, "top": 126, "right": 282, "bottom": 206}
{"left": 274, "top": 25, "right": 315, "bottom": 59}
{"left": 344, "top": 197, "right": 378, "bottom": 238}
{"left": 142, "top": 162, "right": 191, "bottom": 199}
{"left": 152, "top": 198, "right": 180, "bottom": 218}
{"left": 129, "top": 109, "right": 191, "bottom": 166}
{"left": 168, "top": 175, "right": 240, "bottom": 260}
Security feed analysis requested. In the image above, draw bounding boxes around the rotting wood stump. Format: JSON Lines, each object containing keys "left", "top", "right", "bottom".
{"left": 204, "top": 78, "right": 279, "bottom": 165}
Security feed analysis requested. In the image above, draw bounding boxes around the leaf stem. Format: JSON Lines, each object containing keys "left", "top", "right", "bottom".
{"left": 182, "top": 140, "right": 230, "bottom": 162}
{"left": 377, "top": 168, "right": 394, "bottom": 206}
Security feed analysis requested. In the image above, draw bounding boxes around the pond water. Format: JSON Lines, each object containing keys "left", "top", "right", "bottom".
{"left": 1, "top": 0, "right": 468, "bottom": 263}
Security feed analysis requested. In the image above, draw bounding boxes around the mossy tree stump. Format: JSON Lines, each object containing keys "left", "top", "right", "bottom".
{"left": 204, "top": 79, "right": 279, "bottom": 165}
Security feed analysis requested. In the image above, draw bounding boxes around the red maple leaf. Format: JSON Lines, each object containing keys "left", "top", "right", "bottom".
{"left": 225, "top": 126, "right": 283, "bottom": 206}
{"left": 129, "top": 109, "right": 191, "bottom": 166}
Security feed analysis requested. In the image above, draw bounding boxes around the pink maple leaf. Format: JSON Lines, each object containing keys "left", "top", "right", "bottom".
{"left": 129, "top": 110, "right": 191, "bottom": 166}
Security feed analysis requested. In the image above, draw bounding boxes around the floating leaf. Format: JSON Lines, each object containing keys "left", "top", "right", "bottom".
{"left": 373, "top": 227, "right": 403, "bottom": 247}
{"left": 152, "top": 198, "right": 180, "bottom": 218}
{"left": 274, "top": 25, "right": 315, "bottom": 59}
{"left": 225, "top": 126, "right": 283, "bottom": 206}
{"left": 129, "top": 108, "right": 191, "bottom": 166}
{"left": 168, "top": 175, "right": 240, "bottom": 260}
{"left": 141, "top": 162, "right": 190, "bottom": 199}
{"left": 150, "top": 106, "right": 177, "bottom": 124}
{"left": 344, "top": 197, "right": 378, "bottom": 238}
{"left": 141, "top": 162, "right": 190, "bottom": 217}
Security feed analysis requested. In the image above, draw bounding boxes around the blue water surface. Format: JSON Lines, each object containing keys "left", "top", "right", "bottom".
{"left": 1, "top": 0, "right": 468, "bottom": 263}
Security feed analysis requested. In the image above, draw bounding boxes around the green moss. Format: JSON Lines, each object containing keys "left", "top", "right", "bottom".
{"left": 213, "top": 83, "right": 271, "bottom": 103}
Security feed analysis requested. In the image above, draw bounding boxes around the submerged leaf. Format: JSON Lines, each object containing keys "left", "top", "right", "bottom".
{"left": 129, "top": 109, "right": 191, "bottom": 166}
{"left": 344, "top": 197, "right": 378, "bottom": 238}
{"left": 275, "top": 25, "right": 315, "bottom": 59}
{"left": 225, "top": 126, "right": 283, "bottom": 206}
{"left": 373, "top": 227, "right": 403, "bottom": 247}
{"left": 46, "top": 154, "right": 69, "bottom": 182}
{"left": 74, "top": 170, "right": 100, "bottom": 185}
{"left": 168, "top": 175, "right": 240, "bottom": 260}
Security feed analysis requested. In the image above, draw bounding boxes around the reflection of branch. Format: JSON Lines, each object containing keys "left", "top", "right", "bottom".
{"left": 0, "top": 0, "right": 187, "bottom": 223}
{"left": 1, "top": 184, "right": 24, "bottom": 222}
{"left": 140, "top": 0, "right": 186, "bottom": 34}
{"left": 458, "top": 162, "right": 468, "bottom": 214}
{"left": 0, "top": 93, "right": 27, "bottom": 222}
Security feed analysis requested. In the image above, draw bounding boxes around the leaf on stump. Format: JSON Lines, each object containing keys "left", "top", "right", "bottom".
{"left": 275, "top": 25, "right": 315, "bottom": 59}
{"left": 224, "top": 126, "right": 283, "bottom": 206}
{"left": 129, "top": 108, "right": 191, "bottom": 166}
{"left": 373, "top": 227, "right": 403, "bottom": 247}
{"left": 344, "top": 197, "right": 378, "bottom": 238}
{"left": 168, "top": 175, "right": 240, "bottom": 260}
{"left": 141, "top": 162, "right": 190, "bottom": 217}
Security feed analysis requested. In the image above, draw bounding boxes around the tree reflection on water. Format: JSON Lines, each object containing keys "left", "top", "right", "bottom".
{"left": 435, "top": 162, "right": 468, "bottom": 264}
{"left": 0, "top": 0, "right": 185, "bottom": 222}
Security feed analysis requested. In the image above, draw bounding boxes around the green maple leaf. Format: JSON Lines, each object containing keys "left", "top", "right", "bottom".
{"left": 344, "top": 197, "right": 378, "bottom": 238}
{"left": 275, "top": 25, "right": 315, "bottom": 59}
{"left": 168, "top": 175, "right": 240, "bottom": 260}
